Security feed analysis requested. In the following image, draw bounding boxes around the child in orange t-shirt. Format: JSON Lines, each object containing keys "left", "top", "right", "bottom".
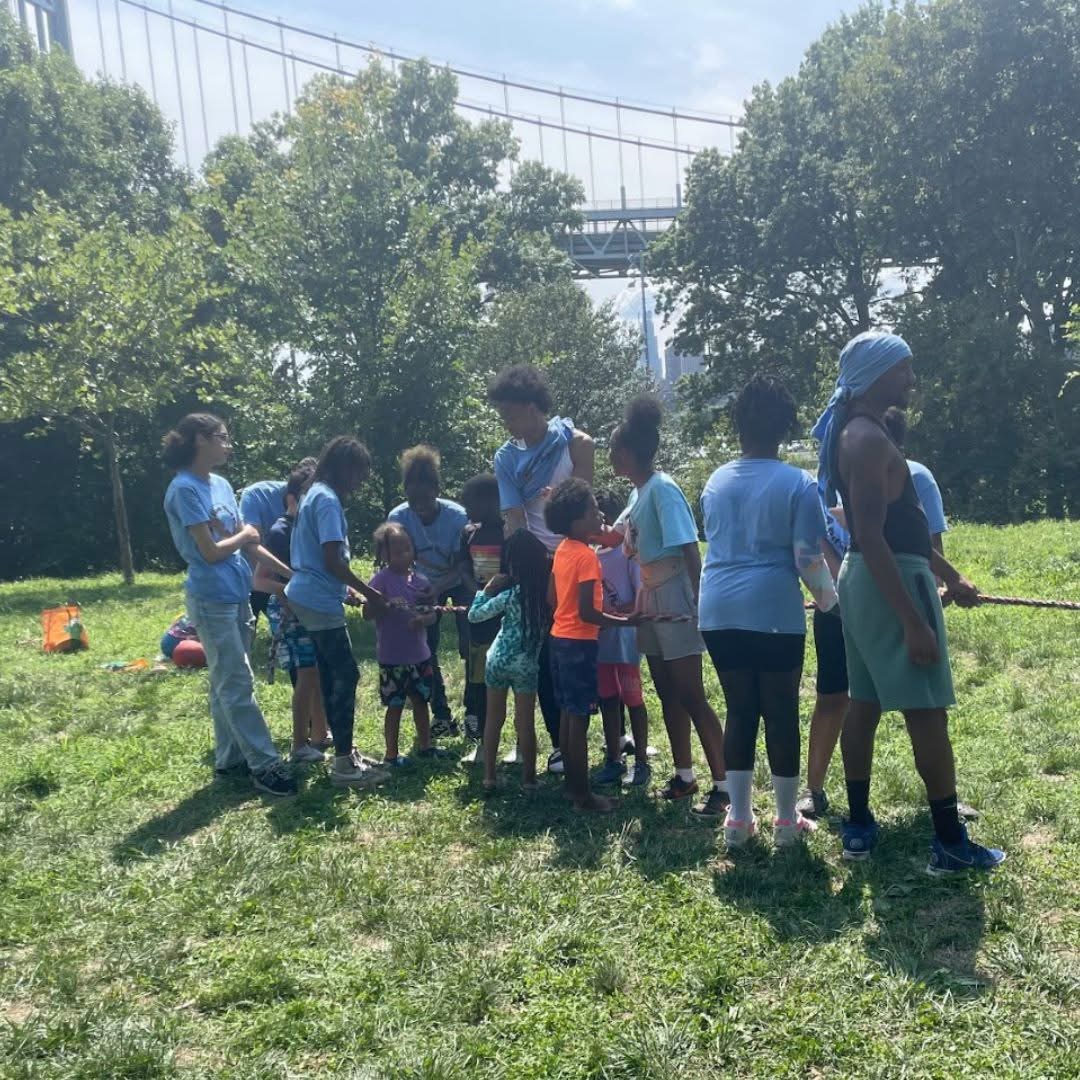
{"left": 544, "top": 478, "right": 642, "bottom": 812}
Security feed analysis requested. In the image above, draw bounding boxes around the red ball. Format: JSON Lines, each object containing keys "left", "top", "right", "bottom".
{"left": 172, "top": 639, "right": 207, "bottom": 669}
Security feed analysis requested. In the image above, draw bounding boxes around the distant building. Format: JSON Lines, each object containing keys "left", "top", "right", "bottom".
{"left": 663, "top": 345, "right": 703, "bottom": 387}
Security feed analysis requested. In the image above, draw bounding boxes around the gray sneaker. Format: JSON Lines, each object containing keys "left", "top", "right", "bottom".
{"left": 331, "top": 750, "right": 381, "bottom": 787}
{"left": 622, "top": 761, "right": 652, "bottom": 788}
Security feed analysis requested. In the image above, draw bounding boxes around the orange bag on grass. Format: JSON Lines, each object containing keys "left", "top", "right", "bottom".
{"left": 41, "top": 604, "right": 89, "bottom": 653}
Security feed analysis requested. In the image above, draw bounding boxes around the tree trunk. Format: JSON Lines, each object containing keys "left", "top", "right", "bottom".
{"left": 103, "top": 426, "right": 136, "bottom": 585}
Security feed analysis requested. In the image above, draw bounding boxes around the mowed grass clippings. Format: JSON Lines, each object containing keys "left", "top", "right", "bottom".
{"left": 0, "top": 521, "right": 1078, "bottom": 1078}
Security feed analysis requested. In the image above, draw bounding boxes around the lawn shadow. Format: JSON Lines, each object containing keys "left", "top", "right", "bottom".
{"left": 112, "top": 779, "right": 256, "bottom": 863}
{"left": 0, "top": 580, "right": 179, "bottom": 617}
{"left": 456, "top": 769, "right": 720, "bottom": 873}
{"left": 710, "top": 815, "right": 993, "bottom": 997}
{"left": 265, "top": 769, "right": 359, "bottom": 835}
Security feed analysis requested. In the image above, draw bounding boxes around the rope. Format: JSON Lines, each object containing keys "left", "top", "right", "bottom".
{"left": 805, "top": 595, "right": 1080, "bottom": 612}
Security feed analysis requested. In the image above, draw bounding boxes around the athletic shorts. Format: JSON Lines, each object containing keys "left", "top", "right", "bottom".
{"left": 701, "top": 629, "right": 805, "bottom": 674}
{"left": 379, "top": 661, "right": 435, "bottom": 708}
{"left": 838, "top": 552, "right": 955, "bottom": 712}
{"left": 267, "top": 595, "right": 317, "bottom": 672}
{"left": 597, "top": 662, "right": 644, "bottom": 707}
{"left": 635, "top": 560, "right": 705, "bottom": 661}
{"left": 813, "top": 606, "right": 848, "bottom": 696}
{"left": 549, "top": 636, "right": 599, "bottom": 716}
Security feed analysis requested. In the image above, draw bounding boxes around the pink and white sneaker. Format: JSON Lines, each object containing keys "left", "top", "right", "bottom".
{"left": 773, "top": 813, "right": 817, "bottom": 847}
{"left": 723, "top": 814, "right": 758, "bottom": 849}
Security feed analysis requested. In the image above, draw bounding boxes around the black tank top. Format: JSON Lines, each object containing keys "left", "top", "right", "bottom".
{"left": 835, "top": 414, "right": 932, "bottom": 560}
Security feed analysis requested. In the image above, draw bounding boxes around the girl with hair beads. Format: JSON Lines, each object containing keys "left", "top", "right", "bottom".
{"left": 467, "top": 528, "right": 552, "bottom": 791}
{"left": 609, "top": 396, "right": 729, "bottom": 817}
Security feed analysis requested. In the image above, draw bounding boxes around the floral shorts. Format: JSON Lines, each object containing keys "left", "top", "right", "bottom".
{"left": 267, "top": 595, "right": 317, "bottom": 672}
{"left": 379, "top": 660, "right": 435, "bottom": 708}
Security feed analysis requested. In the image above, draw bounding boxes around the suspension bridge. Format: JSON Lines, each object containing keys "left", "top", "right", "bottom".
{"left": 8, "top": 0, "right": 744, "bottom": 279}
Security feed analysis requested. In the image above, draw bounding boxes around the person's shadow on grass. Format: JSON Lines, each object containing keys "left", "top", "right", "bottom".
{"left": 112, "top": 778, "right": 256, "bottom": 863}
{"left": 709, "top": 814, "right": 991, "bottom": 997}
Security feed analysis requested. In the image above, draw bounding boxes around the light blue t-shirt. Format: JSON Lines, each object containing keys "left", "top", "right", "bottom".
{"left": 699, "top": 459, "right": 827, "bottom": 635}
{"left": 908, "top": 460, "right": 948, "bottom": 537}
{"left": 388, "top": 498, "right": 468, "bottom": 595}
{"left": 598, "top": 545, "right": 640, "bottom": 665}
{"left": 164, "top": 471, "right": 252, "bottom": 604}
{"left": 239, "top": 479, "right": 287, "bottom": 541}
{"left": 624, "top": 472, "right": 699, "bottom": 565}
{"left": 285, "top": 482, "right": 349, "bottom": 614}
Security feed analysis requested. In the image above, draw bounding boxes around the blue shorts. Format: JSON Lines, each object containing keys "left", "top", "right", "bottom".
{"left": 549, "top": 637, "right": 599, "bottom": 717}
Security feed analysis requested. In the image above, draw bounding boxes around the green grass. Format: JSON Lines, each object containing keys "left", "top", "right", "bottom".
{"left": 1, "top": 521, "right": 1078, "bottom": 1078}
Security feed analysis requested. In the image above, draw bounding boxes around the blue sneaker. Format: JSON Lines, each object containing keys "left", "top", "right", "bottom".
{"left": 384, "top": 755, "right": 412, "bottom": 768}
{"left": 927, "top": 827, "right": 1006, "bottom": 876}
{"left": 841, "top": 818, "right": 880, "bottom": 861}
{"left": 594, "top": 758, "right": 627, "bottom": 785}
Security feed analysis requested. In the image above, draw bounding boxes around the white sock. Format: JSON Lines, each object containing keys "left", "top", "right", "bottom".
{"left": 773, "top": 774, "right": 800, "bottom": 822}
{"left": 676, "top": 767, "right": 695, "bottom": 783}
{"left": 726, "top": 770, "right": 754, "bottom": 823}
{"left": 712, "top": 778, "right": 728, "bottom": 793}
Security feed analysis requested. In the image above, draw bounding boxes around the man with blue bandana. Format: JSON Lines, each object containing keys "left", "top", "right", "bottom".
{"left": 816, "top": 331, "right": 1005, "bottom": 875}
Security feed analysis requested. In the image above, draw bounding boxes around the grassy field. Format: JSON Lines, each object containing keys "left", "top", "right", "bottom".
{"left": 1, "top": 521, "right": 1078, "bottom": 1079}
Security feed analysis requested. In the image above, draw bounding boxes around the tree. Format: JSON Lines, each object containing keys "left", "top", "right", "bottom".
{"left": 0, "top": 206, "right": 249, "bottom": 583}
{"left": 651, "top": 6, "right": 892, "bottom": 414}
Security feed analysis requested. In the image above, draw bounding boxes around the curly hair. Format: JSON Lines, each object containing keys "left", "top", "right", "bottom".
{"left": 594, "top": 485, "right": 628, "bottom": 525}
{"left": 610, "top": 394, "right": 663, "bottom": 467}
{"left": 487, "top": 364, "right": 554, "bottom": 414}
{"left": 285, "top": 457, "right": 318, "bottom": 504}
{"left": 731, "top": 375, "right": 798, "bottom": 447}
{"left": 372, "top": 521, "right": 411, "bottom": 566}
{"left": 161, "top": 413, "right": 225, "bottom": 470}
{"left": 544, "top": 476, "right": 593, "bottom": 538}
{"left": 401, "top": 444, "right": 441, "bottom": 491}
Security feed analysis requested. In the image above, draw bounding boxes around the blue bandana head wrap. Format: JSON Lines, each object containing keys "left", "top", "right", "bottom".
{"left": 812, "top": 332, "right": 913, "bottom": 509}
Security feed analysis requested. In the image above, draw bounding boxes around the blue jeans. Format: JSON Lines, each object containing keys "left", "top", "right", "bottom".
{"left": 187, "top": 594, "right": 281, "bottom": 773}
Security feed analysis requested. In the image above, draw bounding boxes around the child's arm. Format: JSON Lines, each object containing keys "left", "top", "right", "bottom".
{"left": 587, "top": 525, "right": 624, "bottom": 548}
{"left": 252, "top": 545, "right": 292, "bottom": 580}
{"left": 323, "top": 541, "right": 389, "bottom": 613}
{"left": 469, "top": 583, "right": 512, "bottom": 623}
{"left": 578, "top": 580, "right": 641, "bottom": 628}
{"left": 189, "top": 521, "right": 261, "bottom": 564}
{"left": 252, "top": 562, "right": 287, "bottom": 597}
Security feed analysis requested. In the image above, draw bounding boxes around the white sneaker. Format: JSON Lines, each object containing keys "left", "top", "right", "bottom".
{"left": 724, "top": 814, "right": 758, "bottom": 849}
{"left": 291, "top": 743, "right": 325, "bottom": 764}
{"left": 645, "top": 744, "right": 658, "bottom": 759}
{"left": 502, "top": 744, "right": 521, "bottom": 764}
{"left": 773, "top": 813, "right": 817, "bottom": 847}
{"left": 331, "top": 750, "right": 380, "bottom": 787}
{"left": 547, "top": 749, "right": 564, "bottom": 775}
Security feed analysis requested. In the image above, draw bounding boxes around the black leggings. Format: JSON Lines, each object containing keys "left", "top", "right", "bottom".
{"left": 703, "top": 629, "right": 804, "bottom": 776}
{"left": 537, "top": 635, "right": 560, "bottom": 749}
{"left": 308, "top": 625, "right": 359, "bottom": 757}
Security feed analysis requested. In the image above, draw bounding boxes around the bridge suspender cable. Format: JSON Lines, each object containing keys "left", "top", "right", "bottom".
{"left": 115, "top": 0, "right": 713, "bottom": 156}
{"left": 180, "top": 0, "right": 743, "bottom": 129}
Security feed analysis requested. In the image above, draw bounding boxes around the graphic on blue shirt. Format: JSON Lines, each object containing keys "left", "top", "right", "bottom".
{"left": 164, "top": 471, "right": 252, "bottom": 603}
{"left": 285, "top": 482, "right": 349, "bottom": 614}
{"left": 624, "top": 472, "right": 698, "bottom": 565}
{"left": 699, "top": 459, "right": 827, "bottom": 635}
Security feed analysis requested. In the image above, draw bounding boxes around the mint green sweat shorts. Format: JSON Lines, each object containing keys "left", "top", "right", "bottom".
{"left": 837, "top": 552, "right": 956, "bottom": 713}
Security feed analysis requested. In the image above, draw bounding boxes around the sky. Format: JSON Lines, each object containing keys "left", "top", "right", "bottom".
{"left": 30, "top": 0, "right": 866, "bottom": 322}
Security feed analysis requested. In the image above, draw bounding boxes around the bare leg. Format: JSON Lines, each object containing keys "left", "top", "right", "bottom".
{"left": 807, "top": 692, "right": 847, "bottom": 792}
{"left": 411, "top": 694, "right": 431, "bottom": 752}
{"left": 668, "top": 653, "right": 726, "bottom": 781}
{"left": 628, "top": 703, "right": 649, "bottom": 765}
{"left": 290, "top": 674, "right": 309, "bottom": 753}
{"left": 903, "top": 708, "right": 956, "bottom": 801}
{"left": 840, "top": 698, "right": 881, "bottom": 783}
{"left": 514, "top": 692, "right": 538, "bottom": 786}
{"left": 600, "top": 697, "right": 623, "bottom": 763}
{"left": 564, "top": 711, "right": 614, "bottom": 811}
{"left": 384, "top": 706, "right": 404, "bottom": 761}
{"left": 646, "top": 654, "right": 693, "bottom": 770}
{"left": 483, "top": 688, "right": 508, "bottom": 786}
